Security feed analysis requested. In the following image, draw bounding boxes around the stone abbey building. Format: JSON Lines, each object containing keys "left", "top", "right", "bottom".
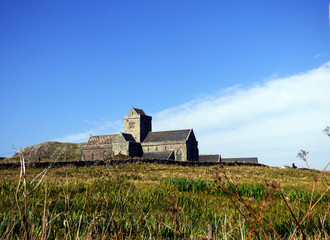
{"left": 82, "top": 108, "right": 199, "bottom": 161}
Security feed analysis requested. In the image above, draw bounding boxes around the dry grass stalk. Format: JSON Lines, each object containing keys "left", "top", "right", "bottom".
{"left": 279, "top": 189, "right": 306, "bottom": 240}
{"left": 76, "top": 183, "right": 88, "bottom": 240}
{"left": 214, "top": 167, "right": 282, "bottom": 239}
{"left": 13, "top": 148, "right": 52, "bottom": 240}
{"left": 14, "top": 149, "right": 29, "bottom": 240}
{"left": 289, "top": 160, "right": 330, "bottom": 239}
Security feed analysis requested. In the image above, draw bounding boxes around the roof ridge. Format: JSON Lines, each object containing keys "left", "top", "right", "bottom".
{"left": 186, "top": 129, "right": 192, "bottom": 141}
{"left": 90, "top": 133, "right": 118, "bottom": 137}
{"left": 130, "top": 107, "right": 146, "bottom": 115}
{"left": 149, "top": 129, "right": 191, "bottom": 133}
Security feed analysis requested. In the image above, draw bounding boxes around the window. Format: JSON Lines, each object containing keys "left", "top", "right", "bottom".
{"left": 91, "top": 153, "right": 94, "bottom": 161}
{"left": 164, "top": 146, "right": 166, "bottom": 150}
{"left": 129, "top": 122, "right": 135, "bottom": 129}
{"left": 103, "top": 151, "right": 108, "bottom": 159}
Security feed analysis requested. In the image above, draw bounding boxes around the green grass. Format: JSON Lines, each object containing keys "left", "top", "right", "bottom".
{"left": 0, "top": 163, "right": 329, "bottom": 239}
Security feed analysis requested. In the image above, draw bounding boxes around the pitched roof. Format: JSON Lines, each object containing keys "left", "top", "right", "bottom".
{"left": 120, "top": 133, "right": 136, "bottom": 142}
{"left": 129, "top": 107, "right": 146, "bottom": 115}
{"left": 142, "top": 151, "right": 174, "bottom": 160}
{"left": 87, "top": 134, "right": 118, "bottom": 145}
{"left": 143, "top": 129, "right": 192, "bottom": 143}
{"left": 199, "top": 154, "right": 221, "bottom": 162}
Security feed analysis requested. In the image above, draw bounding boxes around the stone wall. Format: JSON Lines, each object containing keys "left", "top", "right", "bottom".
{"left": 82, "top": 144, "right": 113, "bottom": 161}
{"left": 82, "top": 134, "right": 117, "bottom": 160}
{"left": 142, "top": 141, "right": 187, "bottom": 161}
{"left": 186, "top": 134, "right": 199, "bottom": 161}
{"left": 129, "top": 142, "right": 143, "bottom": 157}
{"left": 0, "top": 158, "right": 265, "bottom": 170}
{"left": 112, "top": 137, "right": 130, "bottom": 156}
{"left": 124, "top": 114, "right": 151, "bottom": 142}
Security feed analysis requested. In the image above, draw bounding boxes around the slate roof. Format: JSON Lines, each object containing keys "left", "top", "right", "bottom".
{"left": 120, "top": 133, "right": 136, "bottom": 142}
{"left": 87, "top": 134, "right": 118, "bottom": 145}
{"left": 142, "top": 151, "right": 174, "bottom": 160}
{"left": 143, "top": 129, "right": 192, "bottom": 143}
{"left": 199, "top": 154, "right": 221, "bottom": 162}
{"left": 221, "top": 157, "right": 258, "bottom": 163}
{"left": 131, "top": 107, "right": 146, "bottom": 115}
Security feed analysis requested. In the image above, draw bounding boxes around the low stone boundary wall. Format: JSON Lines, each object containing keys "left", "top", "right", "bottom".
{"left": 0, "top": 158, "right": 265, "bottom": 169}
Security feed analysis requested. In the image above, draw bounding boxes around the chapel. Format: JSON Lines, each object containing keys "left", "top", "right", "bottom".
{"left": 82, "top": 107, "right": 199, "bottom": 161}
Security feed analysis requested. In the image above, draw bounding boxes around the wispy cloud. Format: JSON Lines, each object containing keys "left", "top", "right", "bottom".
{"left": 53, "top": 119, "right": 122, "bottom": 143}
{"left": 153, "top": 62, "right": 330, "bottom": 169}
{"left": 314, "top": 53, "right": 322, "bottom": 58}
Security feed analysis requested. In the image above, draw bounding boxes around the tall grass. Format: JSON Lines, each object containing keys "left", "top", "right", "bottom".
{"left": 1, "top": 169, "right": 328, "bottom": 239}
{"left": 1, "top": 136, "right": 329, "bottom": 240}
{"left": 164, "top": 177, "right": 328, "bottom": 204}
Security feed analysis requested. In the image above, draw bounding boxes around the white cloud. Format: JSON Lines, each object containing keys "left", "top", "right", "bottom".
{"left": 153, "top": 62, "right": 330, "bottom": 170}
{"left": 314, "top": 53, "right": 321, "bottom": 58}
{"left": 54, "top": 119, "right": 122, "bottom": 143}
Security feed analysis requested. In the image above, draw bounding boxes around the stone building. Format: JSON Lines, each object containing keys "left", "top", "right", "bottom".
{"left": 82, "top": 134, "right": 117, "bottom": 161}
{"left": 82, "top": 107, "right": 199, "bottom": 161}
{"left": 142, "top": 129, "right": 198, "bottom": 161}
{"left": 198, "top": 155, "right": 258, "bottom": 164}
{"left": 199, "top": 154, "right": 221, "bottom": 162}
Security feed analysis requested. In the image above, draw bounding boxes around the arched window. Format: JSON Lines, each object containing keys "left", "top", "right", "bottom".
{"left": 91, "top": 153, "right": 94, "bottom": 161}
{"left": 176, "top": 149, "right": 182, "bottom": 161}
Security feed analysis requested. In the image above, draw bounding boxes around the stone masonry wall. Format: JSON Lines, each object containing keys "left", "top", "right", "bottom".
{"left": 112, "top": 139, "right": 130, "bottom": 156}
{"left": 0, "top": 158, "right": 265, "bottom": 170}
{"left": 124, "top": 114, "right": 151, "bottom": 142}
{"left": 186, "top": 137, "right": 199, "bottom": 161}
{"left": 129, "top": 142, "right": 143, "bottom": 157}
{"left": 142, "top": 141, "right": 187, "bottom": 161}
{"left": 82, "top": 144, "right": 113, "bottom": 161}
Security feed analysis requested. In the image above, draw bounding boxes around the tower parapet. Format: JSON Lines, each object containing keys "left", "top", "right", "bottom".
{"left": 123, "top": 107, "right": 152, "bottom": 142}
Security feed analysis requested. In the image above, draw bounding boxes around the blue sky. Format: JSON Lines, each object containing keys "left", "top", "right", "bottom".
{"left": 1, "top": 1, "right": 330, "bottom": 169}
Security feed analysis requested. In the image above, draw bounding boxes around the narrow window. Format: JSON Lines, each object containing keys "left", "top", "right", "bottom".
{"left": 91, "top": 153, "right": 94, "bottom": 161}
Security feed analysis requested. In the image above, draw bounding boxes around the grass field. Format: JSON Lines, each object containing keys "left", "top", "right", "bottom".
{"left": 0, "top": 162, "right": 329, "bottom": 239}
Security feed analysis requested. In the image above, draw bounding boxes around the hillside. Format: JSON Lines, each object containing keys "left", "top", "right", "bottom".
{"left": 10, "top": 141, "right": 85, "bottom": 162}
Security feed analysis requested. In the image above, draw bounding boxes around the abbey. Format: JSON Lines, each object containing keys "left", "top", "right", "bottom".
{"left": 82, "top": 107, "right": 199, "bottom": 161}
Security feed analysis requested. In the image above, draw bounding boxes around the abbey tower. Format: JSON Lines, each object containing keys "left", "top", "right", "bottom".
{"left": 123, "top": 108, "right": 152, "bottom": 142}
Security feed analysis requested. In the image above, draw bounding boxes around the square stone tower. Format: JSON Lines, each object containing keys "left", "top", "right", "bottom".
{"left": 124, "top": 107, "right": 152, "bottom": 142}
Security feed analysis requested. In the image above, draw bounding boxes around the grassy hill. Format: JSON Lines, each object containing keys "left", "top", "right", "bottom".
{"left": 7, "top": 141, "right": 85, "bottom": 163}
{"left": 0, "top": 162, "right": 329, "bottom": 239}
